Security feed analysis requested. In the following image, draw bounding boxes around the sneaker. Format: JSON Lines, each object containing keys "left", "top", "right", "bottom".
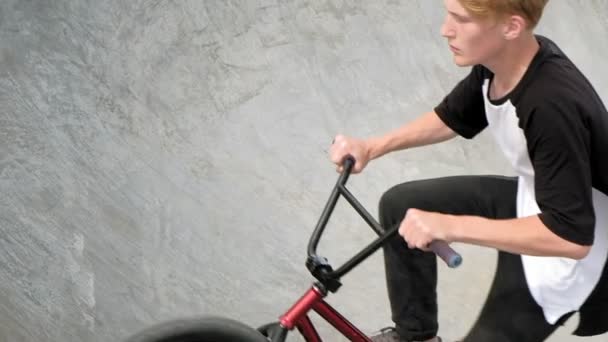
{"left": 369, "top": 327, "right": 403, "bottom": 342}
{"left": 369, "top": 327, "right": 443, "bottom": 342}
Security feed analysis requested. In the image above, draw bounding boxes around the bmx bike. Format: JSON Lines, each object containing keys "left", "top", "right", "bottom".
{"left": 125, "top": 157, "right": 462, "bottom": 342}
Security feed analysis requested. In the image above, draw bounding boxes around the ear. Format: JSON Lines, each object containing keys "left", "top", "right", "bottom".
{"left": 502, "top": 15, "right": 526, "bottom": 40}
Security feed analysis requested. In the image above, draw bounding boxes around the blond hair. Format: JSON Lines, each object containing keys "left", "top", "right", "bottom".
{"left": 458, "top": 0, "right": 549, "bottom": 28}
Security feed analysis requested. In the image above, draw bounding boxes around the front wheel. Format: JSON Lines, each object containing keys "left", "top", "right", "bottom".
{"left": 125, "top": 316, "right": 268, "bottom": 342}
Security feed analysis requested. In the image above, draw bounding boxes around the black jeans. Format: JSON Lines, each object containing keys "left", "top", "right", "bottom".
{"left": 379, "top": 176, "right": 572, "bottom": 341}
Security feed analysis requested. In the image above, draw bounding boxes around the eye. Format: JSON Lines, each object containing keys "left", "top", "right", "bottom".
{"left": 454, "top": 15, "right": 470, "bottom": 23}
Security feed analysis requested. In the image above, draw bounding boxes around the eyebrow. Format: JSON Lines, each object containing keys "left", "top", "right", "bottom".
{"left": 448, "top": 11, "right": 471, "bottom": 21}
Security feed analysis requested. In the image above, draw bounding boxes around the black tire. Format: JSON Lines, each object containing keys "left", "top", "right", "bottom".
{"left": 125, "top": 316, "right": 268, "bottom": 342}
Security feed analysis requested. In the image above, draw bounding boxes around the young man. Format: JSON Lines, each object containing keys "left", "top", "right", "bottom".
{"left": 329, "top": 0, "right": 608, "bottom": 341}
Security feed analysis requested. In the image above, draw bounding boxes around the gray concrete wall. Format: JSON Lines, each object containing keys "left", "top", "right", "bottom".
{"left": 1, "top": 1, "right": 607, "bottom": 341}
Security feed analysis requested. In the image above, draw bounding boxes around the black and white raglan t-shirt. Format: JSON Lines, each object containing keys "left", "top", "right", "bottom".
{"left": 435, "top": 35, "right": 608, "bottom": 336}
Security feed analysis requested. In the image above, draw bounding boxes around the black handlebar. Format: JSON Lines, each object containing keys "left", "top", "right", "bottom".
{"left": 306, "top": 156, "right": 462, "bottom": 291}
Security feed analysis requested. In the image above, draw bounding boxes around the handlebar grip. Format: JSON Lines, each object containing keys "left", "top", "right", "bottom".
{"left": 343, "top": 156, "right": 355, "bottom": 172}
{"left": 429, "top": 241, "right": 462, "bottom": 268}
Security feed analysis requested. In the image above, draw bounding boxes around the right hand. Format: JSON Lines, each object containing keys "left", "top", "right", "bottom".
{"left": 329, "top": 134, "right": 372, "bottom": 174}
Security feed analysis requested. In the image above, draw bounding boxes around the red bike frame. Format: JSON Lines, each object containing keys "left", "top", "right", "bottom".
{"left": 278, "top": 285, "right": 371, "bottom": 342}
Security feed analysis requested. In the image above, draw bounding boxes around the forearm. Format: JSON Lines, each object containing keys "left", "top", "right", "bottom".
{"left": 449, "top": 215, "right": 590, "bottom": 260}
{"left": 367, "top": 111, "right": 457, "bottom": 160}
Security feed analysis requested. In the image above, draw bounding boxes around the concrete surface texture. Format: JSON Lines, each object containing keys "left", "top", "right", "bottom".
{"left": 1, "top": 1, "right": 607, "bottom": 341}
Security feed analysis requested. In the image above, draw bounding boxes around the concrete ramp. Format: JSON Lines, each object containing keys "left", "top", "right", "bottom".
{"left": 1, "top": 1, "right": 607, "bottom": 341}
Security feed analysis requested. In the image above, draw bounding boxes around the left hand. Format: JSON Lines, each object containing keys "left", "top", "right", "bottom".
{"left": 399, "top": 208, "right": 454, "bottom": 251}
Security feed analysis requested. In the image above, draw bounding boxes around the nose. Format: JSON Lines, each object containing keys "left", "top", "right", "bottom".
{"left": 441, "top": 14, "right": 455, "bottom": 38}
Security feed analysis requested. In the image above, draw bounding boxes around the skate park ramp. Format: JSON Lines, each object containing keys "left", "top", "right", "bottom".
{"left": 2, "top": 1, "right": 608, "bottom": 341}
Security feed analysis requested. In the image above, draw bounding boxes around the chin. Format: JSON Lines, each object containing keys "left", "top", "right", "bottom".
{"left": 452, "top": 55, "right": 475, "bottom": 67}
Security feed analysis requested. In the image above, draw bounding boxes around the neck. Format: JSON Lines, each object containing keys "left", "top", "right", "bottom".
{"left": 484, "top": 33, "right": 539, "bottom": 93}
